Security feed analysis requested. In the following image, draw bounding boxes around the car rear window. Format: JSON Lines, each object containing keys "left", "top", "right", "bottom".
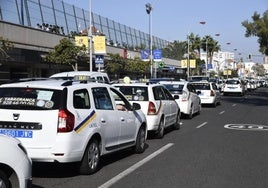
{"left": 192, "top": 83, "right": 210, "bottom": 90}
{"left": 115, "top": 86, "right": 148, "bottom": 101}
{"left": 0, "top": 87, "right": 63, "bottom": 110}
{"left": 226, "top": 80, "right": 240, "bottom": 84}
{"left": 163, "top": 84, "right": 184, "bottom": 94}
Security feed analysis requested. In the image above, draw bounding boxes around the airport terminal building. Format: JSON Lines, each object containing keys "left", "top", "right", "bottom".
{"left": 0, "top": 0, "right": 181, "bottom": 83}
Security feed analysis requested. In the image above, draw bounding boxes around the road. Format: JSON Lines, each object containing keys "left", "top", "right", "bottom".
{"left": 32, "top": 87, "right": 268, "bottom": 188}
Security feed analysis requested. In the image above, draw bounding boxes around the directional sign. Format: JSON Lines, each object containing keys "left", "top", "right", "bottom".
{"left": 158, "top": 61, "right": 165, "bottom": 68}
{"left": 207, "top": 63, "right": 213, "bottom": 69}
{"left": 141, "top": 50, "right": 150, "bottom": 61}
{"left": 153, "top": 49, "right": 162, "bottom": 61}
{"left": 95, "top": 55, "right": 104, "bottom": 64}
{"left": 169, "top": 66, "right": 175, "bottom": 72}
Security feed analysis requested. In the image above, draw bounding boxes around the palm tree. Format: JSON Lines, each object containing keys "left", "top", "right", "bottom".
{"left": 201, "top": 35, "right": 221, "bottom": 64}
{"left": 188, "top": 33, "right": 202, "bottom": 58}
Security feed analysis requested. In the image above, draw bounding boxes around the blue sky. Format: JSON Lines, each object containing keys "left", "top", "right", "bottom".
{"left": 63, "top": 0, "right": 267, "bottom": 63}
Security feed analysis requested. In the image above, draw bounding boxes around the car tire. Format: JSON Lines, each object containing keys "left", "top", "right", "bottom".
{"left": 155, "top": 118, "right": 164, "bottom": 139}
{"left": 0, "top": 170, "right": 10, "bottom": 188}
{"left": 133, "top": 126, "right": 146, "bottom": 153}
{"left": 173, "top": 112, "right": 181, "bottom": 130}
{"left": 188, "top": 105, "right": 193, "bottom": 119}
{"left": 197, "top": 103, "right": 201, "bottom": 115}
{"left": 79, "top": 139, "right": 100, "bottom": 175}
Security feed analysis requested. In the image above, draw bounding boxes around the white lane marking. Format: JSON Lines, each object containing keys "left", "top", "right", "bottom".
{"left": 219, "top": 111, "right": 225, "bottom": 115}
{"left": 232, "top": 104, "right": 237, "bottom": 107}
{"left": 196, "top": 122, "right": 207, "bottom": 129}
{"left": 98, "top": 143, "right": 174, "bottom": 188}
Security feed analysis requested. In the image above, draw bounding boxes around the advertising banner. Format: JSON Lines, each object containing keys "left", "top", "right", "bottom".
{"left": 181, "top": 59, "right": 196, "bottom": 68}
{"left": 75, "top": 36, "right": 88, "bottom": 48}
{"left": 93, "top": 36, "right": 106, "bottom": 54}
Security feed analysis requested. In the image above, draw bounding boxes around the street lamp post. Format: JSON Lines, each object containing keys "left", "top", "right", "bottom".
{"left": 199, "top": 21, "right": 207, "bottom": 76}
{"left": 89, "top": 0, "right": 93, "bottom": 71}
{"left": 187, "top": 34, "right": 190, "bottom": 81}
{"left": 145, "top": 3, "right": 153, "bottom": 78}
{"left": 205, "top": 38, "right": 208, "bottom": 77}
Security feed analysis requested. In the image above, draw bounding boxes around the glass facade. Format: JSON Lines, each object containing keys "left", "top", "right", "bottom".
{"left": 1, "top": 0, "right": 170, "bottom": 50}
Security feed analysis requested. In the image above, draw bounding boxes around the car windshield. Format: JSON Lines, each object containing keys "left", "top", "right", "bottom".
{"left": 0, "top": 87, "right": 63, "bottom": 110}
{"left": 192, "top": 83, "right": 210, "bottom": 90}
{"left": 163, "top": 84, "right": 184, "bottom": 94}
{"left": 226, "top": 80, "right": 240, "bottom": 84}
{"left": 115, "top": 86, "right": 148, "bottom": 101}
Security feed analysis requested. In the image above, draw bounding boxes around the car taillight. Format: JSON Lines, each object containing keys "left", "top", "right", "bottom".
{"left": 58, "top": 109, "right": 75, "bottom": 132}
{"left": 147, "top": 101, "right": 157, "bottom": 115}
{"left": 182, "top": 91, "right": 188, "bottom": 101}
{"left": 210, "top": 90, "right": 215, "bottom": 96}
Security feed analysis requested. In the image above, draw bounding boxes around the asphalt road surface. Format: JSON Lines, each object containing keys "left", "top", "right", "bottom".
{"left": 32, "top": 87, "right": 268, "bottom": 188}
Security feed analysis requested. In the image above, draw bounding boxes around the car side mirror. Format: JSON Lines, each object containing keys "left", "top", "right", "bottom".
{"left": 132, "top": 102, "right": 141, "bottom": 110}
{"left": 173, "top": 95, "right": 179, "bottom": 100}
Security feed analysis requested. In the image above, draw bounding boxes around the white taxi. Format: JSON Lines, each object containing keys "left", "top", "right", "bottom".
{"left": 114, "top": 83, "right": 181, "bottom": 138}
{"left": 222, "top": 79, "right": 245, "bottom": 96}
{"left": 159, "top": 81, "right": 201, "bottom": 119}
{"left": 0, "top": 77, "right": 147, "bottom": 175}
{"left": 191, "top": 81, "right": 221, "bottom": 107}
{"left": 0, "top": 135, "right": 32, "bottom": 188}
{"left": 50, "top": 71, "right": 110, "bottom": 84}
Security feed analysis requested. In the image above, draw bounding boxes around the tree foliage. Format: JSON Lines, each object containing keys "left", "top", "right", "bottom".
{"left": 242, "top": 10, "right": 268, "bottom": 55}
{"left": 201, "top": 35, "right": 221, "bottom": 63}
{"left": 162, "top": 40, "right": 187, "bottom": 60}
{"left": 44, "top": 38, "right": 87, "bottom": 70}
{"left": 105, "top": 53, "right": 149, "bottom": 79}
{"left": 252, "top": 64, "right": 266, "bottom": 76}
{"left": 0, "top": 36, "right": 13, "bottom": 60}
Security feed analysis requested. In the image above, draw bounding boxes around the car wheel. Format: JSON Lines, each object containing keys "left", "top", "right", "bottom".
{"left": 188, "top": 105, "right": 193, "bottom": 119}
{"left": 133, "top": 126, "right": 146, "bottom": 153}
{"left": 0, "top": 170, "right": 10, "bottom": 188}
{"left": 197, "top": 103, "right": 201, "bottom": 115}
{"left": 155, "top": 118, "right": 164, "bottom": 139}
{"left": 173, "top": 112, "right": 181, "bottom": 130}
{"left": 79, "top": 139, "right": 100, "bottom": 175}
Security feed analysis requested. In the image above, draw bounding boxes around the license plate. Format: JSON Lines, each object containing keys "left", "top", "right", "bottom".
{"left": 0, "top": 129, "right": 33, "bottom": 138}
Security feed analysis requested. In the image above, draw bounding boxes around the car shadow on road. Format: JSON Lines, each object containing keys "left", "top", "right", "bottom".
{"left": 222, "top": 88, "right": 268, "bottom": 106}
{"left": 32, "top": 143, "right": 149, "bottom": 179}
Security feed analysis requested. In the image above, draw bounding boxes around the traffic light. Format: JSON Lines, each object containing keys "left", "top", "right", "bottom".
{"left": 248, "top": 54, "right": 251, "bottom": 59}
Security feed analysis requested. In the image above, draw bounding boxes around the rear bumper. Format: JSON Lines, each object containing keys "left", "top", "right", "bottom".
{"left": 146, "top": 115, "right": 161, "bottom": 131}
{"left": 176, "top": 101, "right": 190, "bottom": 115}
{"left": 200, "top": 97, "right": 215, "bottom": 104}
{"left": 27, "top": 146, "right": 84, "bottom": 163}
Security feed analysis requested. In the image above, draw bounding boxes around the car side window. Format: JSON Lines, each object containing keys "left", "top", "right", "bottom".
{"left": 96, "top": 76, "right": 104, "bottom": 83}
{"left": 110, "top": 88, "right": 132, "bottom": 111}
{"left": 103, "top": 77, "right": 110, "bottom": 84}
{"left": 73, "top": 89, "right": 90, "bottom": 109}
{"left": 162, "top": 87, "right": 174, "bottom": 100}
{"left": 92, "top": 87, "right": 113, "bottom": 110}
{"left": 187, "top": 84, "right": 196, "bottom": 93}
{"left": 212, "top": 83, "right": 218, "bottom": 90}
{"left": 153, "top": 86, "right": 166, "bottom": 100}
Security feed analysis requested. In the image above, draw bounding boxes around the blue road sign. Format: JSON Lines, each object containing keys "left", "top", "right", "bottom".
{"left": 95, "top": 55, "right": 104, "bottom": 64}
{"left": 153, "top": 49, "right": 162, "bottom": 61}
{"left": 141, "top": 50, "right": 150, "bottom": 60}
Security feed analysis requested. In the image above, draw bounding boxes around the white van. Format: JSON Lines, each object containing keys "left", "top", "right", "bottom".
{"left": 50, "top": 71, "right": 110, "bottom": 84}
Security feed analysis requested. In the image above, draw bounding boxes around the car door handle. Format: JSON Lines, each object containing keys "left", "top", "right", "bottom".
{"left": 100, "top": 118, "right": 106, "bottom": 123}
{"left": 120, "top": 117, "right": 125, "bottom": 122}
